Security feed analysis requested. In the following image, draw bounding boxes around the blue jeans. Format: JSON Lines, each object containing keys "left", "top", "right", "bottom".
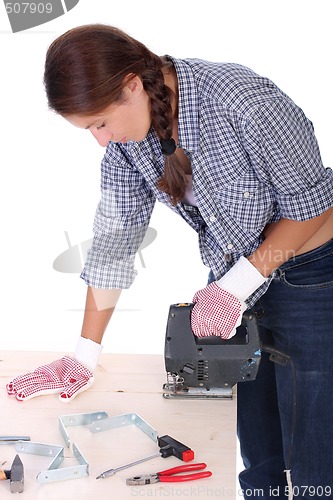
{"left": 236, "top": 239, "right": 333, "bottom": 499}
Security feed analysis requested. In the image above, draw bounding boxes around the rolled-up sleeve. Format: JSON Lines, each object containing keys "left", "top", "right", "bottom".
{"left": 80, "top": 151, "right": 156, "bottom": 289}
{"left": 243, "top": 98, "right": 333, "bottom": 220}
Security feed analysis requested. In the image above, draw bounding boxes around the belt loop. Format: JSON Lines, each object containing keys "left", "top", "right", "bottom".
{"left": 274, "top": 268, "right": 284, "bottom": 281}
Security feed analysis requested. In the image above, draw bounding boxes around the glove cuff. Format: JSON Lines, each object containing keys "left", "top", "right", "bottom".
{"left": 74, "top": 337, "right": 103, "bottom": 372}
{"left": 216, "top": 256, "right": 267, "bottom": 302}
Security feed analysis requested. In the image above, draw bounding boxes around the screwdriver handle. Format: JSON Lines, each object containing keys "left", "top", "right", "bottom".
{"left": 158, "top": 435, "right": 194, "bottom": 461}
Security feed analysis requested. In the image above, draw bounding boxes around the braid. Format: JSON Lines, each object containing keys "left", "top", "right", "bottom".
{"left": 142, "top": 56, "right": 187, "bottom": 205}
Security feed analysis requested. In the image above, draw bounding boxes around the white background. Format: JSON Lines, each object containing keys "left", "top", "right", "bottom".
{"left": 0, "top": 0, "right": 332, "bottom": 354}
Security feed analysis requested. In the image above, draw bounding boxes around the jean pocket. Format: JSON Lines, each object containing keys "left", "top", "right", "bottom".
{"left": 280, "top": 252, "right": 333, "bottom": 289}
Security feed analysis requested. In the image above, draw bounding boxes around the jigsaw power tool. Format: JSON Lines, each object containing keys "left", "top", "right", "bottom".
{"left": 163, "top": 303, "right": 261, "bottom": 400}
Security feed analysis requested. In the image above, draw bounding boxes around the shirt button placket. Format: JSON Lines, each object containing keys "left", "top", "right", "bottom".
{"left": 131, "top": 143, "right": 140, "bottom": 158}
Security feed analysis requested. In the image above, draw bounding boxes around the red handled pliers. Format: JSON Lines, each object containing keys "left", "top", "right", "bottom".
{"left": 126, "top": 462, "right": 212, "bottom": 485}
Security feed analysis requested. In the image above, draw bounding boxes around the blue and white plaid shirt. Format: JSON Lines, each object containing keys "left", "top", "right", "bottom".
{"left": 81, "top": 57, "right": 333, "bottom": 306}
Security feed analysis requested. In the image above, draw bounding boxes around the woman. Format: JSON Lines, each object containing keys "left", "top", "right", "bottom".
{"left": 7, "top": 25, "right": 333, "bottom": 498}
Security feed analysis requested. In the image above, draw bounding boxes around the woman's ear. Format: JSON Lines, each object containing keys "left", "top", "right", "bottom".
{"left": 122, "top": 74, "right": 143, "bottom": 95}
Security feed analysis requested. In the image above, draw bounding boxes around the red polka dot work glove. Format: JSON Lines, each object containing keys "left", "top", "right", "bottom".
{"left": 6, "top": 338, "right": 102, "bottom": 403}
{"left": 192, "top": 284, "right": 247, "bottom": 339}
{"left": 191, "top": 257, "right": 267, "bottom": 339}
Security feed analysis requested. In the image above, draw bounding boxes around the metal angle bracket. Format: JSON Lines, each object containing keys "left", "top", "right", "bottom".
{"left": 90, "top": 412, "right": 158, "bottom": 443}
{"left": 59, "top": 411, "right": 109, "bottom": 448}
{"left": 14, "top": 441, "right": 89, "bottom": 484}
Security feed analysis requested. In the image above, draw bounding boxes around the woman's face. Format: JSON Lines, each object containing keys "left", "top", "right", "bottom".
{"left": 65, "top": 76, "right": 151, "bottom": 147}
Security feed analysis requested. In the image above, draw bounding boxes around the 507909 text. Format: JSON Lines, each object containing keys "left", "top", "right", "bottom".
{"left": 5, "top": 2, "right": 53, "bottom": 14}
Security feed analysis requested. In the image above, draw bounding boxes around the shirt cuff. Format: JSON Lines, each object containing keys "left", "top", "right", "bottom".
{"left": 277, "top": 168, "right": 333, "bottom": 221}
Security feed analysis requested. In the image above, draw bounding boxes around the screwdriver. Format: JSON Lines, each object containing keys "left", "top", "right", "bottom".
{"left": 96, "top": 452, "right": 161, "bottom": 479}
{"left": 96, "top": 435, "right": 195, "bottom": 480}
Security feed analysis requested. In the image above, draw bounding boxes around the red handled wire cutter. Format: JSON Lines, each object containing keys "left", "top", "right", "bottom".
{"left": 126, "top": 462, "right": 212, "bottom": 485}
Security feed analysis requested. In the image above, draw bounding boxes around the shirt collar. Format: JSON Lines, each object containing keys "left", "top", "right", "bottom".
{"left": 166, "top": 56, "right": 200, "bottom": 154}
{"left": 119, "top": 57, "right": 200, "bottom": 156}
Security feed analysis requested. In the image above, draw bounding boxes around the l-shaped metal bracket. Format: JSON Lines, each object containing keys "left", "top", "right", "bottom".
{"left": 15, "top": 441, "right": 89, "bottom": 484}
{"left": 59, "top": 411, "right": 109, "bottom": 448}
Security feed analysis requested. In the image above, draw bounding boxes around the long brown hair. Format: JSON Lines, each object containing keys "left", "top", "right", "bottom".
{"left": 44, "top": 24, "right": 187, "bottom": 204}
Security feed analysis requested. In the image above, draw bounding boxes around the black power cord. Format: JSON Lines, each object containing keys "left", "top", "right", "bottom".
{"left": 261, "top": 344, "right": 297, "bottom": 474}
